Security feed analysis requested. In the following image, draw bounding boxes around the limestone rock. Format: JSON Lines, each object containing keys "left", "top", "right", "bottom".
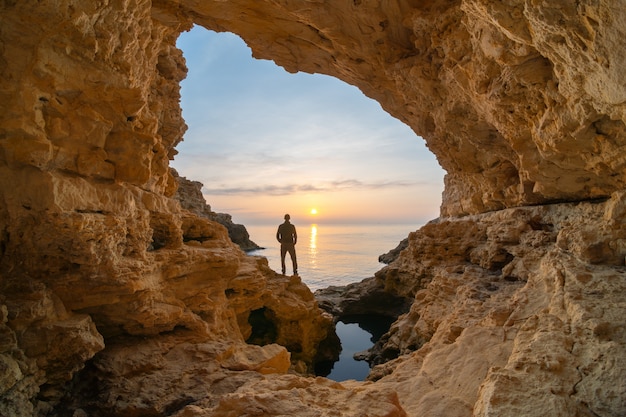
{"left": 366, "top": 193, "right": 626, "bottom": 416}
{"left": 378, "top": 237, "right": 408, "bottom": 264}
{"left": 315, "top": 276, "right": 412, "bottom": 320}
{"left": 189, "top": 375, "right": 408, "bottom": 417}
{"left": 65, "top": 331, "right": 289, "bottom": 416}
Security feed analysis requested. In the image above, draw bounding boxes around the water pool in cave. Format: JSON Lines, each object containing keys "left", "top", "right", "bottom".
{"left": 320, "top": 315, "right": 394, "bottom": 382}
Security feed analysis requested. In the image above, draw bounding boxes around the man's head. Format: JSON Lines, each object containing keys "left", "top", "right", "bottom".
{"left": 284, "top": 214, "right": 290, "bottom": 220}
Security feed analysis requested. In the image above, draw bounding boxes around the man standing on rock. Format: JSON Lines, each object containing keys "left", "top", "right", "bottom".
{"left": 276, "top": 214, "right": 298, "bottom": 275}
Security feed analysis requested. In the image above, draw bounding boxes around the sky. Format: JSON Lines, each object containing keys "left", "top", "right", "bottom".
{"left": 170, "top": 26, "right": 445, "bottom": 226}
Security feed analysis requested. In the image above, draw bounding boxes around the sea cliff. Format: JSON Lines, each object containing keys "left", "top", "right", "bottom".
{"left": 1, "top": 1, "right": 624, "bottom": 416}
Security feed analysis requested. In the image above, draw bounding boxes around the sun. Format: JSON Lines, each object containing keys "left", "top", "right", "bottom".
{"left": 310, "top": 208, "right": 318, "bottom": 215}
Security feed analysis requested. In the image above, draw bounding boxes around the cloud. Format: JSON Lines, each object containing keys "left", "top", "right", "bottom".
{"left": 201, "top": 178, "right": 425, "bottom": 196}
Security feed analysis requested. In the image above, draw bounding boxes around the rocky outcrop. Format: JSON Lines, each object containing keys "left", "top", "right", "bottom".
{"left": 378, "top": 237, "right": 409, "bottom": 264}
{"left": 1, "top": 1, "right": 625, "bottom": 416}
{"left": 172, "top": 169, "right": 261, "bottom": 251}
{"left": 367, "top": 193, "right": 626, "bottom": 416}
{"left": 315, "top": 277, "right": 412, "bottom": 323}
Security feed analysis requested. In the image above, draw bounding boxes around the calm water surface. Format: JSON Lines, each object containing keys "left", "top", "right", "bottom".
{"left": 246, "top": 223, "right": 420, "bottom": 291}
{"left": 326, "top": 321, "right": 371, "bottom": 381}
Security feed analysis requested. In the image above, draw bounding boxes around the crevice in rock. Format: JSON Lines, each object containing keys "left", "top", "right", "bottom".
{"left": 529, "top": 195, "right": 612, "bottom": 207}
{"left": 148, "top": 233, "right": 168, "bottom": 251}
{"left": 148, "top": 213, "right": 180, "bottom": 251}
{"left": 75, "top": 209, "right": 106, "bottom": 215}
{"left": 528, "top": 216, "right": 554, "bottom": 232}
{"left": 0, "top": 229, "right": 8, "bottom": 258}
{"left": 246, "top": 307, "right": 278, "bottom": 346}
{"left": 313, "top": 326, "right": 341, "bottom": 376}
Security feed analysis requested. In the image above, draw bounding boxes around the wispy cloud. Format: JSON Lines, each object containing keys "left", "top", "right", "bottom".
{"left": 202, "top": 179, "right": 424, "bottom": 196}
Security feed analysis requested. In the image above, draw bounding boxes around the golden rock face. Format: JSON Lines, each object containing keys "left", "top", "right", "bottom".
{"left": 1, "top": 1, "right": 625, "bottom": 417}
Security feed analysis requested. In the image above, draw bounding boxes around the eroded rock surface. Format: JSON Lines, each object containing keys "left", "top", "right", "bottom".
{"left": 1, "top": 1, "right": 625, "bottom": 416}
{"left": 368, "top": 193, "right": 626, "bottom": 417}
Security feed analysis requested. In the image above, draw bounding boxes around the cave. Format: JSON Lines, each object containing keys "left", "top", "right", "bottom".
{"left": 1, "top": 2, "right": 625, "bottom": 417}
{"left": 246, "top": 307, "right": 278, "bottom": 346}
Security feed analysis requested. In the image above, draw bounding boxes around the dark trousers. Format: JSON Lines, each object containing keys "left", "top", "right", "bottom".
{"left": 280, "top": 244, "right": 297, "bottom": 274}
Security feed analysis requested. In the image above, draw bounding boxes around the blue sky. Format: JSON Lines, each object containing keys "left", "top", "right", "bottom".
{"left": 171, "top": 26, "right": 445, "bottom": 225}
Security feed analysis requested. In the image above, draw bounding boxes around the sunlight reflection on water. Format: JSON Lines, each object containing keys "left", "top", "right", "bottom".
{"left": 309, "top": 224, "right": 318, "bottom": 269}
{"left": 247, "top": 223, "right": 418, "bottom": 290}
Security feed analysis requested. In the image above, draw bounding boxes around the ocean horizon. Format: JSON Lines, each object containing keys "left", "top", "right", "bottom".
{"left": 245, "top": 222, "right": 421, "bottom": 291}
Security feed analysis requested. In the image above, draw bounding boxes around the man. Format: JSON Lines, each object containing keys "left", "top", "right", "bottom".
{"left": 276, "top": 213, "right": 298, "bottom": 275}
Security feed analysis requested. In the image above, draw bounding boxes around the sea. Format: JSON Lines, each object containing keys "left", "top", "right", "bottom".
{"left": 245, "top": 222, "right": 421, "bottom": 381}
{"left": 245, "top": 223, "right": 419, "bottom": 291}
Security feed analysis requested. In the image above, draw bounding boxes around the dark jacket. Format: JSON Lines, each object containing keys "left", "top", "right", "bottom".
{"left": 276, "top": 221, "right": 297, "bottom": 245}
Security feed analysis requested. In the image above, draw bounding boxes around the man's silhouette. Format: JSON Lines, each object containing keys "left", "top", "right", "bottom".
{"left": 276, "top": 214, "right": 298, "bottom": 275}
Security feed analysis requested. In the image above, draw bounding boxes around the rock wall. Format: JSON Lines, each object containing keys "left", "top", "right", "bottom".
{"left": 369, "top": 193, "right": 626, "bottom": 416}
{"left": 0, "top": 2, "right": 334, "bottom": 416}
{"left": 1, "top": 1, "right": 625, "bottom": 417}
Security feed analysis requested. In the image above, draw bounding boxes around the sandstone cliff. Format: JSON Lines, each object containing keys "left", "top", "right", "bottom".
{"left": 1, "top": 1, "right": 625, "bottom": 417}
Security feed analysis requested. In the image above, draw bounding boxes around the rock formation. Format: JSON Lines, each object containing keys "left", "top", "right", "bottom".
{"left": 1, "top": 1, "right": 625, "bottom": 417}
{"left": 378, "top": 237, "right": 409, "bottom": 264}
{"left": 172, "top": 169, "right": 261, "bottom": 251}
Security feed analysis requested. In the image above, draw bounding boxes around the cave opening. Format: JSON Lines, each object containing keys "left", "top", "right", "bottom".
{"left": 171, "top": 25, "right": 444, "bottom": 226}
{"left": 246, "top": 307, "right": 278, "bottom": 346}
